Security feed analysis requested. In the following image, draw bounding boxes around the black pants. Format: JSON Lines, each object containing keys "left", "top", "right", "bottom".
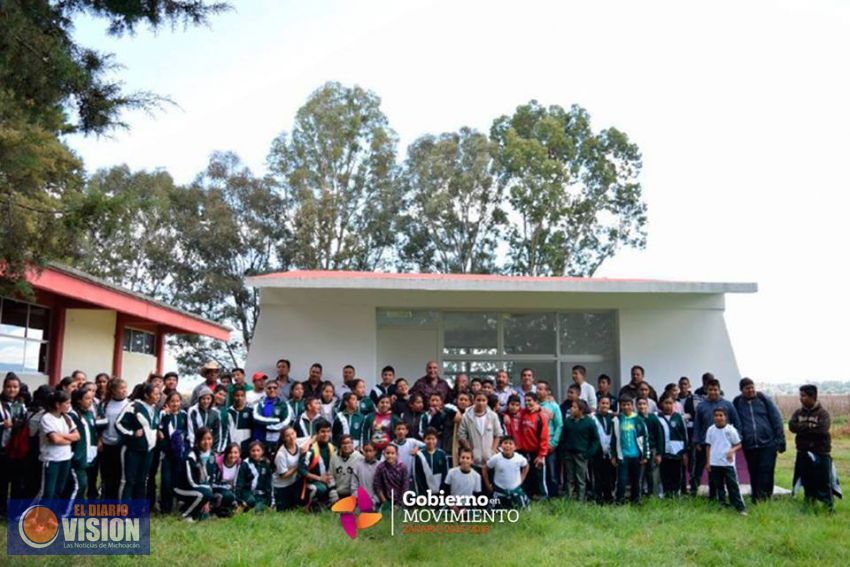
{"left": 591, "top": 454, "right": 616, "bottom": 504}
{"left": 274, "top": 483, "right": 302, "bottom": 511}
{"left": 86, "top": 456, "right": 100, "bottom": 500}
{"left": 690, "top": 445, "right": 707, "bottom": 494}
{"left": 616, "top": 457, "right": 643, "bottom": 504}
{"left": 796, "top": 451, "right": 833, "bottom": 509}
{"left": 660, "top": 457, "right": 683, "bottom": 496}
{"left": 519, "top": 451, "right": 548, "bottom": 498}
{"left": 146, "top": 450, "right": 161, "bottom": 508}
{"left": 160, "top": 454, "right": 179, "bottom": 514}
{"left": 743, "top": 446, "right": 778, "bottom": 502}
{"left": 0, "top": 455, "right": 25, "bottom": 516}
{"left": 709, "top": 466, "right": 745, "bottom": 511}
{"left": 100, "top": 444, "right": 123, "bottom": 500}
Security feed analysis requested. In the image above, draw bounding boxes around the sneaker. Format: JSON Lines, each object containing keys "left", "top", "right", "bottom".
{"left": 184, "top": 517, "right": 195, "bottom": 523}
{"left": 739, "top": 510, "right": 748, "bottom": 516}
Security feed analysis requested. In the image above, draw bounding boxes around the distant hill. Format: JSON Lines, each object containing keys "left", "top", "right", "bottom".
{"left": 757, "top": 381, "right": 850, "bottom": 395}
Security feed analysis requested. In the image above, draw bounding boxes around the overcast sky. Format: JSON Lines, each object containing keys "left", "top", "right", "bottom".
{"left": 68, "top": 0, "right": 850, "bottom": 382}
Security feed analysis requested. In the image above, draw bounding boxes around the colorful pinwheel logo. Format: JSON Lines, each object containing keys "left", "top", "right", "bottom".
{"left": 331, "top": 487, "right": 383, "bottom": 539}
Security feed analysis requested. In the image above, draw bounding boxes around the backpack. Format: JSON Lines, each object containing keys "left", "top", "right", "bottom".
{"left": 6, "top": 422, "right": 30, "bottom": 460}
{"left": 169, "top": 428, "right": 189, "bottom": 461}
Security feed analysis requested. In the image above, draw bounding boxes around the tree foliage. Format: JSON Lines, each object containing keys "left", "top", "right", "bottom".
{"left": 491, "top": 101, "right": 647, "bottom": 276}
{"left": 0, "top": 0, "right": 228, "bottom": 292}
{"left": 398, "top": 127, "right": 505, "bottom": 273}
{"left": 267, "top": 82, "right": 401, "bottom": 271}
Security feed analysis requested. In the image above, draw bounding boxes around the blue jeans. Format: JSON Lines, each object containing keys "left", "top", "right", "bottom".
{"left": 616, "top": 457, "right": 643, "bottom": 504}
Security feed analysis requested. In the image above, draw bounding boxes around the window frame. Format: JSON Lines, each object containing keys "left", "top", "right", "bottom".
{"left": 377, "top": 308, "right": 620, "bottom": 399}
{"left": 0, "top": 297, "right": 52, "bottom": 375}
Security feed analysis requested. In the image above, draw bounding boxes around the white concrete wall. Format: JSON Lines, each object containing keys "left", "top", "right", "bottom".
{"left": 246, "top": 288, "right": 743, "bottom": 395}
{"left": 247, "top": 303, "right": 377, "bottom": 388}
{"left": 62, "top": 309, "right": 116, "bottom": 380}
{"left": 618, "top": 307, "right": 740, "bottom": 394}
{"left": 122, "top": 352, "right": 157, "bottom": 388}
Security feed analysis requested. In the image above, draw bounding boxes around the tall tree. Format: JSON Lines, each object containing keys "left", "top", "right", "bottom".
{"left": 0, "top": 0, "right": 228, "bottom": 293}
{"left": 398, "top": 127, "right": 505, "bottom": 273}
{"left": 75, "top": 153, "right": 288, "bottom": 372}
{"left": 73, "top": 165, "right": 182, "bottom": 296}
{"left": 267, "top": 81, "right": 401, "bottom": 271}
{"left": 491, "top": 101, "right": 647, "bottom": 276}
{"left": 172, "top": 151, "right": 289, "bottom": 369}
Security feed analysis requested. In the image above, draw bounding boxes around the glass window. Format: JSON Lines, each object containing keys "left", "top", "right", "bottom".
{"left": 442, "top": 359, "right": 504, "bottom": 382}
{"left": 24, "top": 340, "right": 47, "bottom": 373}
{"left": 124, "top": 328, "right": 156, "bottom": 355}
{"left": 559, "top": 312, "right": 616, "bottom": 356}
{"left": 0, "top": 299, "right": 28, "bottom": 337}
{"left": 377, "top": 310, "right": 438, "bottom": 328}
{"left": 0, "top": 336, "right": 25, "bottom": 373}
{"left": 27, "top": 306, "right": 50, "bottom": 340}
{"left": 504, "top": 313, "right": 556, "bottom": 355}
{"left": 443, "top": 312, "right": 498, "bottom": 356}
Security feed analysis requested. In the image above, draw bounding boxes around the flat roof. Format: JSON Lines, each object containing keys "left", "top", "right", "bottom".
{"left": 28, "top": 264, "right": 231, "bottom": 340}
{"left": 247, "top": 270, "right": 757, "bottom": 295}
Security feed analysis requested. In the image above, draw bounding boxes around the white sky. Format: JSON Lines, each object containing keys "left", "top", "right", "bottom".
{"left": 67, "top": 0, "right": 850, "bottom": 382}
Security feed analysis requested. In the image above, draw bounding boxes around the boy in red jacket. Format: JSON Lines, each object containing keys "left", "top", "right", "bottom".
{"left": 503, "top": 393, "right": 549, "bottom": 499}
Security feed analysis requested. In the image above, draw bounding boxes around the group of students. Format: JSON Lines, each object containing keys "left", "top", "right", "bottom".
{"left": 0, "top": 359, "right": 836, "bottom": 523}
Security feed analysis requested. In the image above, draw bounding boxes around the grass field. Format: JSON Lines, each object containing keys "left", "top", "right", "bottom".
{"left": 3, "top": 431, "right": 848, "bottom": 566}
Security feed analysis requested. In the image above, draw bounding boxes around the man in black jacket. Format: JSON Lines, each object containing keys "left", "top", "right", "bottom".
{"left": 789, "top": 384, "right": 833, "bottom": 511}
{"left": 732, "top": 378, "right": 785, "bottom": 502}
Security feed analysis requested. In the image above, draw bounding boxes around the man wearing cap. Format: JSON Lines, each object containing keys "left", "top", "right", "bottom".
{"left": 732, "top": 378, "right": 785, "bottom": 502}
{"left": 190, "top": 361, "right": 221, "bottom": 406}
{"left": 247, "top": 372, "right": 267, "bottom": 406}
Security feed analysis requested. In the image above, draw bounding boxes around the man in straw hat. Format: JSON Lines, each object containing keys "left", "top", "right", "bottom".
{"left": 190, "top": 361, "right": 221, "bottom": 406}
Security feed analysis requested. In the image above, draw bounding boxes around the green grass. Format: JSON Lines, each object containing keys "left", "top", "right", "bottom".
{"left": 3, "top": 435, "right": 848, "bottom": 566}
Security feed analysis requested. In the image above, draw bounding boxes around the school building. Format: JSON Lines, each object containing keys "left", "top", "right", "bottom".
{"left": 0, "top": 264, "right": 230, "bottom": 388}
{"left": 244, "top": 271, "right": 757, "bottom": 398}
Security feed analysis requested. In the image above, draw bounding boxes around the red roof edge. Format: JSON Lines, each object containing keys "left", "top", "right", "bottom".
{"left": 27, "top": 265, "right": 230, "bottom": 341}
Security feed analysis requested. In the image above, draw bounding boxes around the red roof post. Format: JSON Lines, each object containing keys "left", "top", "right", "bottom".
{"left": 156, "top": 328, "right": 166, "bottom": 375}
{"left": 112, "top": 313, "right": 125, "bottom": 378}
{"left": 47, "top": 305, "right": 66, "bottom": 386}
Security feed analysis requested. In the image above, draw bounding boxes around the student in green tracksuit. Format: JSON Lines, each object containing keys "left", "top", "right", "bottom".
{"left": 333, "top": 393, "right": 366, "bottom": 449}
{"left": 213, "top": 385, "right": 231, "bottom": 453}
{"left": 413, "top": 428, "right": 449, "bottom": 495}
{"left": 67, "top": 386, "right": 98, "bottom": 505}
{"left": 561, "top": 400, "right": 600, "bottom": 501}
{"left": 116, "top": 383, "right": 162, "bottom": 501}
{"left": 188, "top": 387, "right": 223, "bottom": 454}
{"left": 174, "top": 427, "right": 235, "bottom": 521}
{"left": 227, "top": 386, "right": 253, "bottom": 457}
{"left": 236, "top": 441, "right": 273, "bottom": 511}
{"left": 158, "top": 391, "right": 188, "bottom": 514}
{"left": 288, "top": 382, "right": 306, "bottom": 421}
{"left": 351, "top": 379, "right": 375, "bottom": 416}
{"left": 591, "top": 396, "right": 617, "bottom": 504}
{"left": 658, "top": 395, "right": 688, "bottom": 496}
{"left": 637, "top": 398, "right": 665, "bottom": 498}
